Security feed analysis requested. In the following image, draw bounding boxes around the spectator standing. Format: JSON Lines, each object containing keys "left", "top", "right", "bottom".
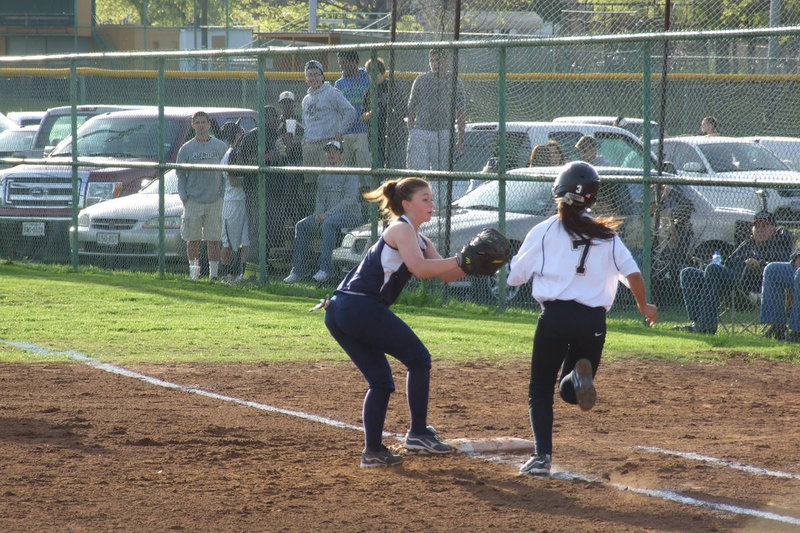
{"left": 701, "top": 116, "right": 719, "bottom": 136}
{"left": 675, "top": 211, "right": 793, "bottom": 334}
{"left": 177, "top": 111, "right": 228, "bottom": 280}
{"left": 759, "top": 250, "right": 800, "bottom": 342}
{"left": 406, "top": 48, "right": 467, "bottom": 204}
{"left": 361, "top": 57, "right": 407, "bottom": 169}
{"left": 276, "top": 90, "right": 306, "bottom": 243}
{"left": 228, "top": 105, "right": 284, "bottom": 276}
{"left": 284, "top": 140, "right": 363, "bottom": 284}
{"left": 575, "top": 136, "right": 611, "bottom": 166}
{"left": 301, "top": 60, "right": 356, "bottom": 187}
{"left": 334, "top": 51, "right": 371, "bottom": 178}
{"left": 218, "top": 121, "right": 248, "bottom": 283}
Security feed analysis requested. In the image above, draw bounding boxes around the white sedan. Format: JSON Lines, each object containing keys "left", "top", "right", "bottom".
{"left": 71, "top": 170, "right": 185, "bottom": 262}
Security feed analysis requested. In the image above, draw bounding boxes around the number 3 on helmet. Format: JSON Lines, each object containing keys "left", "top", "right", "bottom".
{"left": 552, "top": 161, "right": 600, "bottom": 208}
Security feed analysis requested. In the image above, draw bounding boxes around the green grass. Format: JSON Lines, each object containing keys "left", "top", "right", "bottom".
{"left": 0, "top": 261, "right": 797, "bottom": 365}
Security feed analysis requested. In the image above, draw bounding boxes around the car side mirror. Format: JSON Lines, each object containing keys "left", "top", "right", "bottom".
{"left": 782, "top": 159, "right": 796, "bottom": 170}
{"left": 683, "top": 161, "right": 704, "bottom": 172}
{"left": 43, "top": 146, "right": 55, "bottom": 157}
{"left": 661, "top": 161, "right": 677, "bottom": 174}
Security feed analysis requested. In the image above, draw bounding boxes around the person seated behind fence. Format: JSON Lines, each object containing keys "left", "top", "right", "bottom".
{"left": 759, "top": 250, "right": 800, "bottom": 342}
{"left": 575, "top": 135, "right": 611, "bottom": 166}
{"left": 674, "top": 211, "right": 793, "bottom": 334}
{"left": 701, "top": 115, "right": 719, "bottom": 136}
{"left": 529, "top": 140, "right": 566, "bottom": 167}
{"left": 218, "top": 121, "right": 248, "bottom": 283}
{"left": 283, "top": 140, "right": 364, "bottom": 284}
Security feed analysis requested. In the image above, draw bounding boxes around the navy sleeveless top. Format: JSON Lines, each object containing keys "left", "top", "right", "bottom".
{"left": 336, "top": 215, "right": 427, "bottom": 306}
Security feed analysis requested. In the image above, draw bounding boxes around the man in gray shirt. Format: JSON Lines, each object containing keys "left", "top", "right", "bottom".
{"left": 406, "top": 49, "right": 467, "bottom": 204}
{"left": 284, "top": 140, "right": 363, "bottom": 284}
{"left": 301, "top": 60, "right": 356, "bottom": 186}
{"left": 177, "top": 111, "right": 228, "bottom": 280}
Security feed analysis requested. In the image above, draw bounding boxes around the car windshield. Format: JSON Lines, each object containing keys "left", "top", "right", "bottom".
{"left": 141, "top": 170, "right": 179, "bottom": 195}
{"left": 34, "top": 114, "right": 95, "bottom": 150}
{"left": 453, "top": 179, "right": 553, "bottom": 215}
{"left": 0, "top": 129, "right": 35, "bottom": 151}
{"left": 698, "top": 143, "right": 787, "bottom": 173}
{"left": 454, "top": 130, "right": 532, "bottom": 173}
{"left": 51, "top": 116, "right": 182, "bottom": 159}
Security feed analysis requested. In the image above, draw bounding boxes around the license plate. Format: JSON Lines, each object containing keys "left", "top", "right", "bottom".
{"left": 97, "top": 232, "right": 120, "bottom": 246}
{"left": 21, "top": 222, "right": 45, "bottom": 237}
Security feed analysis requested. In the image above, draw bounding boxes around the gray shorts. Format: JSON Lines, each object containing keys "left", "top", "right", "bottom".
{"left": 181, "top": 197, "right": 223, "bottom": 242}
{"left": 221, "top": 199, "right": 249, "bottom": 249}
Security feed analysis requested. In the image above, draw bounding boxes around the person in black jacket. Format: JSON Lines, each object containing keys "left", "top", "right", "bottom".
{"left": 228, "top": 106, "right": 284, "bottom": 268}
{"left": 675, "top": 211, "right": 793, "bottom": 334}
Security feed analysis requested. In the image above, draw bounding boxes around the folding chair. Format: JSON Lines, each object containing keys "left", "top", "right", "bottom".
{"left": 719, "top": 285, "right": 766, "bottom": 335}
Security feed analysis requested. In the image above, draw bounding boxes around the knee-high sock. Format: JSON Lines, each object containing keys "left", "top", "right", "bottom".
{"left": 363, "top": 387, "right": 391, "bottom": 451}
{"left": 407, "top": 366, "right": 430, "bottom": 434}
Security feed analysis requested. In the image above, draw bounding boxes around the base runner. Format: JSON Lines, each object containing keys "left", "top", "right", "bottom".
{"left": 507, "top": 162, "right": 658, "bottom": 476}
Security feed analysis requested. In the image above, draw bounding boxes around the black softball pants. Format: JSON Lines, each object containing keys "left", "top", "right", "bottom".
{"left": 528, "top": 299, "right": 606, "bottom": 457}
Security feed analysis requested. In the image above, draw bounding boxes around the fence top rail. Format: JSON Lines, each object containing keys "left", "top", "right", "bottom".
{"left": 3, "top": 25, "right": 800, "bottom": 64}
{"left": 1, "top": 156, "right": 794, "bottom": 188}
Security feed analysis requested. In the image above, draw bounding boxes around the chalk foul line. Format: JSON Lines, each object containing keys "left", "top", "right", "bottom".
{"left": 3, "top": 337, "right": 799, "bottom": 526}
{"left": 633, "top": 445, "right": 800, "bottom": 480}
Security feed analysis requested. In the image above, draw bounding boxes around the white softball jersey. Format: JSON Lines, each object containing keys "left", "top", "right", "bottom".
{"left": 507, "top": 214, "right": 640, "bottom": 310}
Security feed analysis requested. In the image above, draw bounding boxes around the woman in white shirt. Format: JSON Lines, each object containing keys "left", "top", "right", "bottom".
{"left": 508, "top": 161, "right": 658, "bottom": 476}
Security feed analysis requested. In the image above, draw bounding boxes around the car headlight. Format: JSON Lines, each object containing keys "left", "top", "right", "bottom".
{"left": 143, "top": 216, "right": 182, "bottom": 229}
{"left": 78, "top": 212, "right": 90, "bottom": 227}
{"left": 86, "top": 182, "right": 122, "bottom": 206}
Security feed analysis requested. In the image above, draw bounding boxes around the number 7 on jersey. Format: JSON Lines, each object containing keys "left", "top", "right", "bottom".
{"left": 572, "top": 238, "right": 591, "bottom": 274}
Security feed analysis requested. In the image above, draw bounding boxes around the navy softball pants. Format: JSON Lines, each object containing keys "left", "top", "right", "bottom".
{"left": 325, "top": 292, "right": 432, "bottom": 451}
{"left": 529, "top": 299, "right": 606, "bottom": 457}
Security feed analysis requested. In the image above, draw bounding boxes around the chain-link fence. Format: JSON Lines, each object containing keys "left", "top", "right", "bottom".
{"left": 3, "top": 27, "right": 800, "bottom": 327}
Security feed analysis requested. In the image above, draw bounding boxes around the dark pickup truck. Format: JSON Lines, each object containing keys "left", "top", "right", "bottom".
{"left": 0, "top": 106, "right": 257, "bottom": 260}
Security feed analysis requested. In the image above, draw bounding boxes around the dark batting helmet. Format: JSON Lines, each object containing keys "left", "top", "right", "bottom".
{"left": 552, "top": 161, "right": 600, "bottom": 207}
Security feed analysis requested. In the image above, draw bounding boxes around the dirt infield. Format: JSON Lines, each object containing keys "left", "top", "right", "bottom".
{"left": 1, "top": 357, "right": 798, "bottom": 532}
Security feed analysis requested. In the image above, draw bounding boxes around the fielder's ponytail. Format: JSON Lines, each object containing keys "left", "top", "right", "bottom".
{"left": 364, "top": 177, "right": 430, "bottom": 220}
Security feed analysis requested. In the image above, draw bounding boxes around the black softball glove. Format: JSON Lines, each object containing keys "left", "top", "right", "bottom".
{"left": 456, "top": 228, "right": 511, "bottom": 276}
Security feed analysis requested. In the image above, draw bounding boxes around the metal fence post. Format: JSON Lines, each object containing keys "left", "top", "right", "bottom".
{"left": 641, "top": 41, "right": 653, "bottom": 299}
{"left": 70, "top": 60, "right": 79, "bottom": 270}
{"left": 157, "top": 58, "right": 166, "bottom": 278}
{"left": 368, "top": 49, "right": 380, "bottom": 243}
{"left": 257, "top": 55, "right": 267, "bottom": 284}
{"left": 496, "top": 45, "right": 508, "bottom": 311}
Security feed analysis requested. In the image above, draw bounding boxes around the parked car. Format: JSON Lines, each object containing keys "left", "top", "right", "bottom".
{"left": 743, "top": 136, "right": 800, "bottom": 171}
{"left": 6, "top": 111, "right": 45, "bottom": 128}
{"left": 0, "top": 106, "right": 258, "bottom": 261}
{"left": 71, "top": 169, "right": 185, "bottom": 261}
{"left": 657, "top": 135, "right": 800, "bottom": 223}
{"left": 331, "top": 166, "right": 755, "bottom": 304}
{"left": 453, "top": 121, "right": 662, "bottom": 199}
{"left": 552, "top": 116, "right": 663, "bottom": 140}
{"left": 14, "top": 105, "right": 148, "bottom": 159}
{"left": 0, "top": 112, "right": 18, "bottom": 134}
{"left": 0, "top": 125, "right": 38, "bottom": 169}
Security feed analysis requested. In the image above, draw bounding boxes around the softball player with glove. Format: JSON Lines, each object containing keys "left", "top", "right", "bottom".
{"left": 324, "top": 177, "right": 507, "bottom": 467}
{"left": 508, "top": 162, "right": 658, "bottom": 476}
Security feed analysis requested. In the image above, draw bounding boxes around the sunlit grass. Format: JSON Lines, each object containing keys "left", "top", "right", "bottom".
{"left": 0, "top": 261, "right": 796, "bottom": 365}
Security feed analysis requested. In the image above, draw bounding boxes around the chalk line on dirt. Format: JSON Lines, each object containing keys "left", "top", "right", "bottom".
{"left": 633, "top": 445, "right": 800, "bottom": 480}
{"left": 4, "top": 337, "right": 799, "bottom": 526}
